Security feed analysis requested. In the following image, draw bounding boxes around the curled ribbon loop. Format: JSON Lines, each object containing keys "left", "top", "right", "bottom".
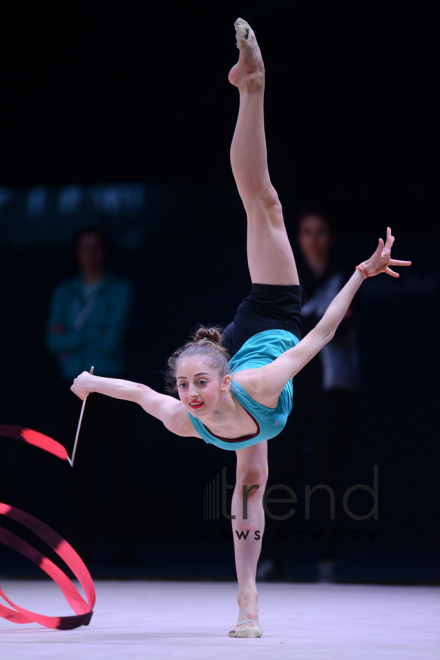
{"left": 0, "top": 426, "right": 96, "bottom": 629}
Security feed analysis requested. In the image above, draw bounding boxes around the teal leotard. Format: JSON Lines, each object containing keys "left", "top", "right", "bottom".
{"left": 188, "top": 329, "right": 300, "bottom": 451}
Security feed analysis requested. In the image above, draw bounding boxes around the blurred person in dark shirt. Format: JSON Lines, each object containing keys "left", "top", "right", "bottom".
{"left": 46, "top": 227, "right": 135, "bottom": 564}
{"left": 259, "top": 209, "right": 359, "bottom": 582}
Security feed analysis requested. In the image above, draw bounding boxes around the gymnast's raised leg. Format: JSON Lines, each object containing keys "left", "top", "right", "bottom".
{"left": 228, "top": 18, "right": 300, "bottom": 636}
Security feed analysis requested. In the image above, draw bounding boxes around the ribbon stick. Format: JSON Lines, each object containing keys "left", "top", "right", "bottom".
{"left": 70, "top": 365, "right": 94, "bottom": 467}
{"left": 0, "top": 426, "right": 96, "bottom": 629}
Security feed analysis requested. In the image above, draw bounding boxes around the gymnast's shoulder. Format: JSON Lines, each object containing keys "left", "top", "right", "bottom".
{"left": 158, "top": 399, "right": 200, "bottom": 438}
{"left": 231, "top": 369, "right": 280, "bottom": 409}
{"left": 168, "top": 404, "right": 202, "bottom": 438}
{"left": 135, "top": 385, "right": 199, "bottom": 438}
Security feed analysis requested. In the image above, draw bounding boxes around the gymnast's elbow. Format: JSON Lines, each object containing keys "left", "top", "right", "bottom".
{"left": 132, "top": 382, "right": 151, "bottom": 406}
{"left": 324, "top": 328, "right": 336, "bottom": 344}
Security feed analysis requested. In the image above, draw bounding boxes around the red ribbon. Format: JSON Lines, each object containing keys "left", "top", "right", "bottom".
{"left": 0, "top": 426, "right": 96, "bottom": 629}
{"left": 0, "top": 425, "right": 70, "bottom": 461}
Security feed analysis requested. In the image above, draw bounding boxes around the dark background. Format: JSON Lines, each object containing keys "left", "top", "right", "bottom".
{"left": 0, "top": 0, "right": 439, "bottom": 583}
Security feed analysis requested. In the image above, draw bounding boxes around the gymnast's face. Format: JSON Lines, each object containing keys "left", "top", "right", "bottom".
{"left": 176, "top": 356, "right": 228, "bottom": 415}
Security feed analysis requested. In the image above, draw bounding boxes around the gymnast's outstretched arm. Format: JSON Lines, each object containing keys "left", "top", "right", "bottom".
{"left": 70, "top": 373, "right": 192, "bottom": 435}
{"left": 256, "top": 228, "right": 411, "bottom": 400}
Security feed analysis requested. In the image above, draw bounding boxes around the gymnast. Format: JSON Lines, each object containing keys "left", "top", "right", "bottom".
{"left": 71, "top": 18, "right": 411, "bottom": 638}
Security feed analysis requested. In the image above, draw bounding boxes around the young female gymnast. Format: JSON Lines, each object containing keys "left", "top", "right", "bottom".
{"left": 71, "top": 18, "right": 411, "bottom": 638}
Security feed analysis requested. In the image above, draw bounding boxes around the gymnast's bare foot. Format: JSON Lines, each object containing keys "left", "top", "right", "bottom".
{"left": 228, "top": 18, "right": 265, "bottom": 92}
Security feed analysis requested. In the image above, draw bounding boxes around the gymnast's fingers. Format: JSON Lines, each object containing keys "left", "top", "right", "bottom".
{"left": 70, "top": 382, "right": 86, "bottom": 400}
{"left": 385, "top": 266, "right": 399, "bottom": 278}
{"left": 384, "top": 227, "right": 395, "bottom": 249}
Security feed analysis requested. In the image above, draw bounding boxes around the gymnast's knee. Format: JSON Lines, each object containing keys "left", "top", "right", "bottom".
{"left": 251, "top": 184, "right": 281, "bottom": 211}
{"left": 236, "top": 469, "right": 268, "bottom": 496}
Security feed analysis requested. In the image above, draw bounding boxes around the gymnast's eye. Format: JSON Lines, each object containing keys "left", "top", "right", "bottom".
{"left": 198, "top": 380, "right": 208, "bottom": 386}
{"left": 178, "top": 382, "right": 187, "bottom": 388}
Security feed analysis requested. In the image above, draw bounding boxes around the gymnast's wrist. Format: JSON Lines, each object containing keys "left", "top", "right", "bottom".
{"left": 84, "top": 372, "right": 97, "bottom": 393}
{"left": 355, "top": 261, "right": 370, "bottom": 279}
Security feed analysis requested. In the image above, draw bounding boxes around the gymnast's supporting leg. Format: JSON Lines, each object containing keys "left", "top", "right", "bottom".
{"left": 231, "top": 441, "right": 268, "bottom": 632}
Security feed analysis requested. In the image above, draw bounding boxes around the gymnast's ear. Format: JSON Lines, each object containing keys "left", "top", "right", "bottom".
{"left": 221, "top": 374, "right": 231, "bottom": 394}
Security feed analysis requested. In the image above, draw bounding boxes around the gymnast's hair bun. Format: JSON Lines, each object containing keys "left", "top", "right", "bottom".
{"left": 194, "top": 326, "right": 222, "bottom": 344}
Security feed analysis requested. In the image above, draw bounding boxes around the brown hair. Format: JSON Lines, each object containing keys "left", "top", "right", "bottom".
{"left": 164, "top": 326, "right": 230, "bottom": 394}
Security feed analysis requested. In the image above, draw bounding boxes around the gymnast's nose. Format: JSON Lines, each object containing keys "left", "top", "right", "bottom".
{"left": 187, "top": 383, "right": 198, "bottom": 397}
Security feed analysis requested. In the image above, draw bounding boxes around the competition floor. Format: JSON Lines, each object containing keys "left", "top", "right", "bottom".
{"left": 1, "top": 581, "right": 439, "bottom": 659}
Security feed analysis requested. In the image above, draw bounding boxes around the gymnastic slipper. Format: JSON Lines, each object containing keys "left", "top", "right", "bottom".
{"left": 234, "top": 18, "right": 258, "bottom": 52}
{"left": 231, "top": 18, "right": 260, "bottom": 88}
{"left": 228, "top": 618, "right": 263, "bottom": 638}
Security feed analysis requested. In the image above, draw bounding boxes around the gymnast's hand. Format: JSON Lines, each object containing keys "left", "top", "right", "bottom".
{"left": 71, "top": 372, "right": 93, "bottom": 400}
{"left": 360, "top": 227, "right": 411, "bottom": 278}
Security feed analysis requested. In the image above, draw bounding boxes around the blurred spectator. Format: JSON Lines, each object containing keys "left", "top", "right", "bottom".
{"left": 46, "top": 227, "right": 131, "bottom": 380}
{"left": 46, "top": 227, "right": 135, "bottom": 563}
{"left": 259, "top": 209, "right": 360, "bottom": 582}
